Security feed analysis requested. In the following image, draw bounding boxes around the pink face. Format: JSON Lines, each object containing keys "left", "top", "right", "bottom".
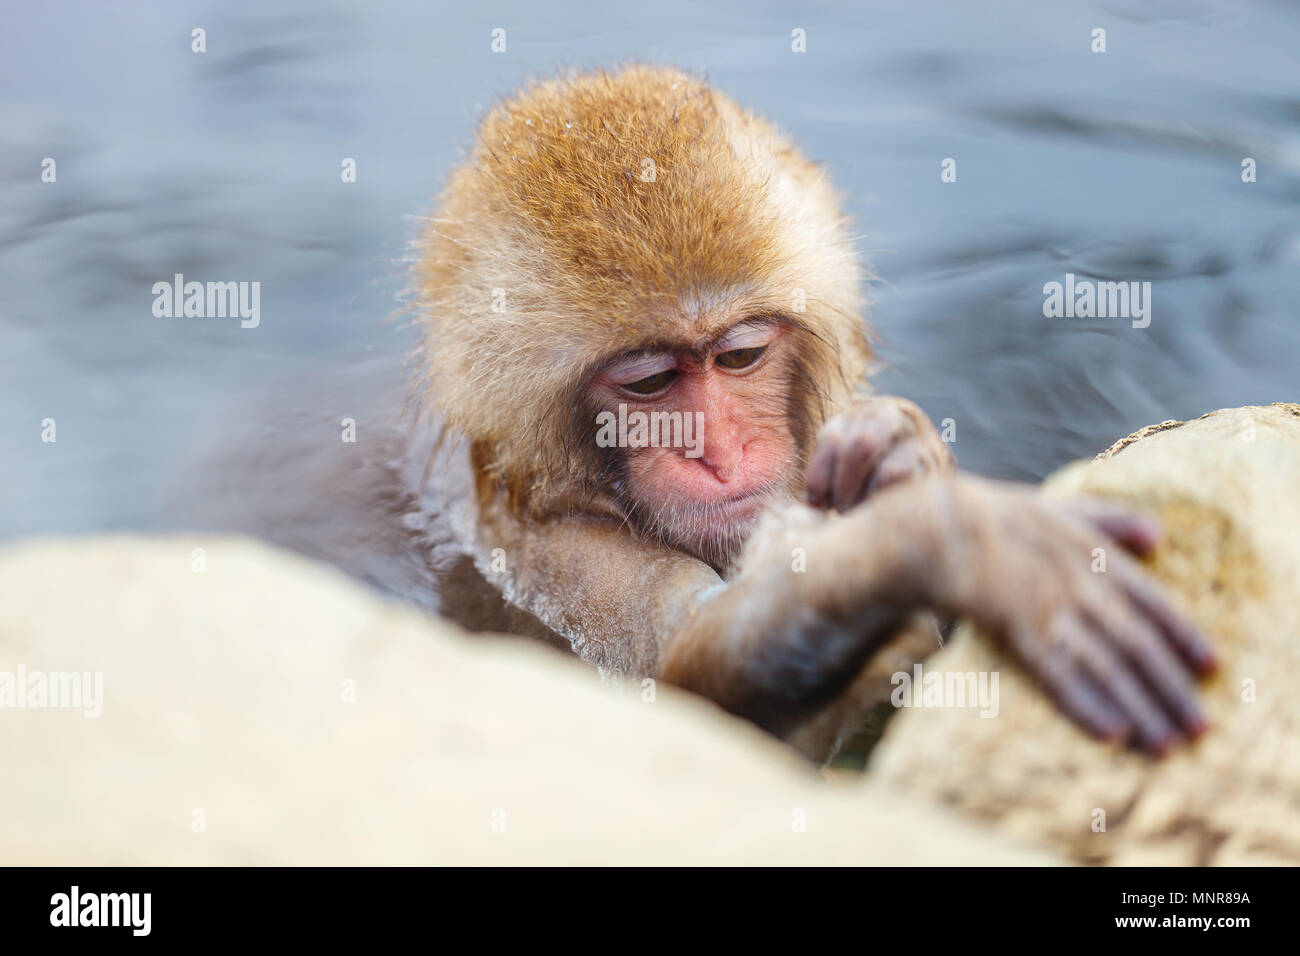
{"left": 589, "top": 319, "right": 799, "bottom": 565}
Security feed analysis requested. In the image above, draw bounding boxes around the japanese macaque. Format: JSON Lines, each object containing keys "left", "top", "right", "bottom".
{"left": 410, "top": 65, "right": 1216, "bottom": 758}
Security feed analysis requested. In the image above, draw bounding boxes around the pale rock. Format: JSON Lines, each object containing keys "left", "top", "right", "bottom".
{"left": 0, "top": 536, "right": 1050, "bottom": 865}
{"left": 871, "top": 404, "right": 1300, "bottom": 866}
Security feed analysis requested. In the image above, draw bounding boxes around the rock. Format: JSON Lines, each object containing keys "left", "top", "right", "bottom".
{"left": 870, "top": 404, "right": 1300, "bottom": 865}
{"left": 0, "top": 536, "right": 1050, "bottom": 865}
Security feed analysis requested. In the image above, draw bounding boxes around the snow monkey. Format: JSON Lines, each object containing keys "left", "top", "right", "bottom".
{"left": 411, "top": 66, "right": 1216, "bottom": 757}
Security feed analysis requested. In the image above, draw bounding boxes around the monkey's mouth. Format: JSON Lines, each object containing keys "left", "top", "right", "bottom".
{"left": 686, "top": 486, "right": 784, "bottom": 536}
{"left": 635, "top": 482, "right": 788, "bottom": 567}
{"left": 709, "top": 493, "right": 765, "bottom": 521}
{"left": 678, "top": 492, "right": 778, "bottom": 569}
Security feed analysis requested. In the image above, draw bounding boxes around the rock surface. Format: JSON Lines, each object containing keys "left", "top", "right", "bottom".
{"left": 0, "top": 536, "right": 1049, "bottom": 865}
{"left": 871, "top": 404, "right": 1300, "bottom": 865}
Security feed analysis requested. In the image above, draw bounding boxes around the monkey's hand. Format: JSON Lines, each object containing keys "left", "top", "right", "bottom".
{"left": 805, "top": 396, "right": 955, "bottom": 512}
{"left": 921, "top": 476, "right": 1217, "bottom": 755}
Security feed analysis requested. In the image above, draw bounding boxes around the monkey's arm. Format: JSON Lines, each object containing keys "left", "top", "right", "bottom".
{"left": 476, "top": 497, "right": 889, "bottom": 736}
{"left": 663, "top": 474, "right": 1216, "bottom": 751}
{"left": 479, "top": 475, "right": 1213, "bottom": 754}
{"left": 475, "top": 499, "right": 724, "bottom": 677}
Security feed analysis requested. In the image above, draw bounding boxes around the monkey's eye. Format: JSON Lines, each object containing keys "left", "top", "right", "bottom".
{"left": 715, "top": 346, "right": 766, "bottom": 370}
{"left": 622, "top": 370, "right": 678, "bottom": 395}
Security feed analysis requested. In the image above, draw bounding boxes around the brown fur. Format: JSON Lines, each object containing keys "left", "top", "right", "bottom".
{"left": 415, "top": 66, "right": 870, "bottom": 516}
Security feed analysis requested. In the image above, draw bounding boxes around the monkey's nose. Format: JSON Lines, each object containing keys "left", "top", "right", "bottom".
{"left": 701, "top": 444, "right": 744, "bottom": 483}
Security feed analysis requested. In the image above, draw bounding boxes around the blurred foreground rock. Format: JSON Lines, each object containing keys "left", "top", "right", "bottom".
{"left": 0, "top": 536, "right": 1048, "bottom": 865}
{"left": 872, "top": 404, "right": 1300, "bottom": 865}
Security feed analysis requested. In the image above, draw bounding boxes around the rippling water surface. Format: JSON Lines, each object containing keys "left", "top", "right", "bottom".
{"left": 2, "top": 0, "right": 1297, "bottom": 538}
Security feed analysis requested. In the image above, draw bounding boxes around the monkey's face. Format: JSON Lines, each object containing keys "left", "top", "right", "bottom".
{"left": 588, "top": 318, "right": 801, "bottom": 568}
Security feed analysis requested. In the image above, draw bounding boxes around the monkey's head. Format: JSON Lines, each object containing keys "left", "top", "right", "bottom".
{"left": 417, "top": 66, "right": 870, "bottom": 568}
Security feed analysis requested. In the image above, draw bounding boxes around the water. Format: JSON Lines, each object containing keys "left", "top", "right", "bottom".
{"left": 3, "top": 0, "right": 1298, "bottom": 540}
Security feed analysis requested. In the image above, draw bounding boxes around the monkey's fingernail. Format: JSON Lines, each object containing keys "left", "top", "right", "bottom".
{"left": 1134, "top": 515, "right": 1163, "bottom": 545}
{"left": 1108, "top": 722, "right": 1134, "bottom": 746}
{"left": 1096, "top": 721, "right": 1126, "bottom": 743}
{"left": 1146, "top": 732, "right": 1178, "bottom": 757}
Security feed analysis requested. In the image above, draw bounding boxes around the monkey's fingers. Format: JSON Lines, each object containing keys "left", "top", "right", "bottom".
{"left": 1054, "top": 611, "right": 1179, "bottom": 754}
{"left": 1032, "top": 632, "right": 1130, "bottom": 742}
{"left": 865, "top": 438, "right": 928, "bottom": 495}
{"left": 829, "top": 416, "right": 898, "bottom": 511}
{"left": 803, "top": 432, "right": 842, "bottom": 508}
{"left": 804, "top": 421, "right": 885, "bottom": 511}
{"left": 1081, "top": 596, "right": 1208, "bottom": 740}
{"left": 1118, "top": 565, "right": 1219, "bottom": 676}
{"left": 1064, "top": 499, "right": 1218, "bottom": 676}
{"left": 1063, "top": 499, "right": 1163, "bottom": 556}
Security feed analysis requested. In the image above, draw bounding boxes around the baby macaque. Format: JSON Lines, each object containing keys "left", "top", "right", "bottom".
{"left": 403, "top": 66, "right": 1214, "bottom": 756}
